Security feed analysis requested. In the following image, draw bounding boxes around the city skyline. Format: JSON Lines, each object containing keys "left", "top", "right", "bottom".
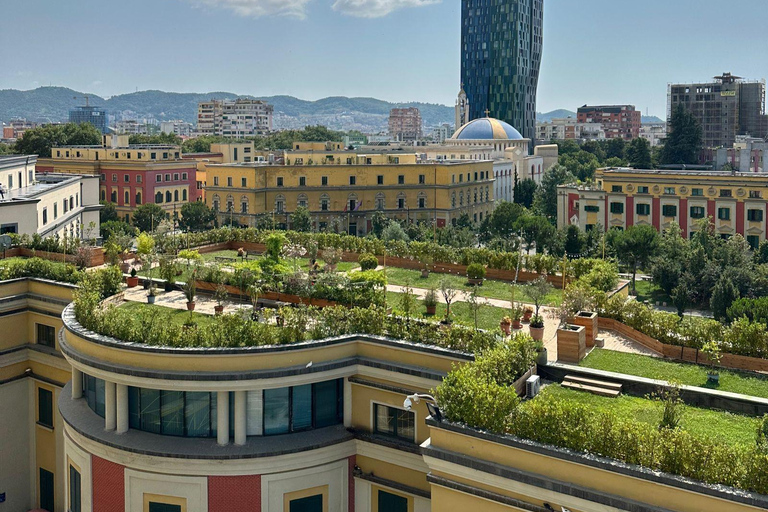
{"left": 2, "top": 0, "right": 768, "bottom": 120}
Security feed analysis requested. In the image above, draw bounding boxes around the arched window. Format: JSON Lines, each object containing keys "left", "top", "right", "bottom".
{"left": 418, "top": 192, "right": 427, "bottom": 209}
{"left": 241, "top": 195, "right": 249, "bottom": 214}
{"left": 451, "top": 192, "right": 456, "bottom": 208}
{"left": 135, "top": 191, "right": 142, "bottom": 205}
{"left": 226, "top": 194, "right": 234, "bottom": 212}
{"left": 375, "top": 193, "right": 385, "bottom": 210}
{"left": 275, "top": 194, "right": 285, "bottom": 213}
{"left": 155, "top": 192, "right": 163, "bottom": 204}
{"left": 397, "top": 192, "right": 406, "bottom": 210}
{"left": 174, "top": 190, "right": 179, "bottom": 202}
{"left": 165, "top": 191, "right": 172, "bottom": 203}
{"left": 124, "top": 190, "right": 130, "bottom": 205}
{"left": 320, "top": 194, "right": 330, "bottom": 211}
{"left": 347, "top": 193, "right": 358, "bottom": 212}
{"left": 100, "top": 189, "right": 106, "bottom": 201}
{"left": 182, "top": 189, "right": 187, "bottom": 201}
{"left": 486, "top": 186, "right": 490, "bottom": 202}
{"left": 111, "top": 190, "right": 117, "bottom": 203}
{"left": 212, "top": 194, "right": 220, "bottom": 212}
{"left": 459, "top": 191, "right": 464, "bottom": 206}
{"left": 473, "top": 188, "right": 478, "bottom": 204}
{"left": 297, "top": 193, "right": 308, "bottom": 208}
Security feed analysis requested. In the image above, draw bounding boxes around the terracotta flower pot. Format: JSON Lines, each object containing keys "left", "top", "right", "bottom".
{"left": 523, "top": 310, "right": 533, "bottom": 323}
{"left": 512, "top": 319, "right": 523, "bottom": 330}
{"left": 529, "top": 325, "right": 545, "bottom": 341}
{"left": 426, "top": 305, "right": 437, "bottom": 316}
{"left": 186, "top": 301, "right": 196, "bottom": 311}
{"left": 126, "top": 276, "right": 139, "bottom": 288}
{"left": 500, "top": 321, "right": 512, "bottom": 335}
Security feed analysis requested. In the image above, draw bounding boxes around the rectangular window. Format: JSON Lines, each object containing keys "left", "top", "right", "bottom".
{"left": 38, "top": 387, "right": 53, "bottom": 428}
{"left": 289, "top": 495, "right": 322, "bottom": 512}
{"left": 374, "top": 403, "right": 415, "bottom": 442}
{"left": 299, "top": 176, "right": 306, "bottom": 187}
{"left": 40, "top": 468, "right": 54, "bottom": 512}
{"left": 690, "top": 206, "right": 705, "bottom": 218}
{"left": 377, "top": 175, "right": 384, "bottom": 185}
{"left": 227, "top": 177, "right": 233, "bottom": 187}
{"left": 691, "top": 188, "right": 704, "bottom": 196}
{"left": 662, "top": 205, "right": 677, "bottom": 217}
{"left": 36, "top": 324, "right": 56, "bottom": 348}
{"left": 748, "top": 209, "right": 763, "bottom": 222}
{"left": 148, "top": 503, "right": 182, "bottom": 512}
{"left": 165, "top": 174, "right": 171, "bottom": 182}
{"left": 124, "top": 174, "right": 130, "bottom": 183}
{"left": 636, "top": 203, "right": 650, "bottom": 216}
{"left": 313, "top": 379, "right": 342, "bottom": 428}
{"left": 213, "top": 177, "right": 219, "bottom": 186}
{"left": 112, "top": 174, "right": 117, "bottom": 182}
{"left": 277, "top": 177, "right": 284, "bottom": 187}
{"left": 184, "top": 391, "right": 211, "bottom": 437}
{"left": 53, "top": 203, "right": 57, "bottom": 219}
{"left": 749, "top": 190, "right": 762, "bottom": 199}
{"left": 664, "top": 187, "right": 675, "bottom": 195}
{"left": 263, "top": 387, "right": 290, "bottom": 435}
{"left": 139, "top": 388, "right": 161, "bottom": 433}
{"left": 321, "top": 176, "right": 328, "bottom": 186}
{"left": 610, "top": 202, "right": 624, "bottom": 214}
{"left": 292, "top": 384, "right": 312, "bottom": 431}
{"left": 718, "top": 207, "right": 731, "bottom": 220}
{"left": 161, "top": 390, "right": 185, "bottom": 436}
{"left": 156, "top": 175, "right": 162, "bottom": 183}
{"left": 611, "top": 185, "right": 623, "bottom": 192}
{"left": 242, "top": 177, "right": 247, "bottom": 187}
{"left": 584, "top": 205, "right": 599, "bottom": 212}
{"left": 637, "top": 186, "right": 649, "bottom": 194}
{"left": 378, "top": 490, "right": 408, "bottom": 512}
{"left": 69, "top": 465, "right": 81, "bottom": 512}
{"left": 398, "top": 175, "right": 405, "bottom": 185}
{"left": 419, "top": 174, "right": 425, "bottom": 184}
{"left": 349, "top": 176, "right": 356, "bottom": 186}
{"left": 748, "top": 235, "right": 761, "bottom": 249}
{"left": 720, "top": 189, "right": 732, "bottom": 197}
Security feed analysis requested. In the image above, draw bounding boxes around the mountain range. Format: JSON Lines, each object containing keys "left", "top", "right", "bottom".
{"left": 0, "top": 87, "right": 664, "bottom": 133}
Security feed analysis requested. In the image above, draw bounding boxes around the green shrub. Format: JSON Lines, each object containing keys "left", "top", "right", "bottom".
{"left": 727, "top": 297, "right": 768, "bottom": 325}
{"left": 466, "top": 263, "right": 486, "bottom": 280}
{"left": 0, "top": 257, "right": 82, "bottom": 283}
{"left": 358, "top": 253, "right": 379, "bottom": 271}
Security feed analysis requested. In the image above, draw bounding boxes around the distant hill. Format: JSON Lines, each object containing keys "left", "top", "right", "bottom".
{"left": 0, "top": 87, "right": 454, "bottom": 132}
{"left": 642, "top": 115, "right": 665, "bottom": 124}
{"left": 536, "top": 109, "right": 576, "bottom": 122}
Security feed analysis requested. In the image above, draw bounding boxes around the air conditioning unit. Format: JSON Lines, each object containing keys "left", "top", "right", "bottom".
{"left": 526, "top": 375, "right": 541, "bottom": 398}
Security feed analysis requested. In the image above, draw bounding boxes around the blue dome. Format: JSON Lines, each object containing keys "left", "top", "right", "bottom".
{"left": 452, "top": 117, "right": 524, "bottom": 140}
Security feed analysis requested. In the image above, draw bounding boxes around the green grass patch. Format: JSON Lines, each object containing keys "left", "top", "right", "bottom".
{"left": 580, "top": 348, "right": 768, "bottom": 399}
{"left": 384, "top": 267, "right": 561, "bottom": 306}
{"left": 119, "top": 301, "right": 217, "bottom": 328}
{"left": 633, "top": 279, "right": 671, "bottom": 305}
{"left": 386, "top": 290, "right": 511, "bottom": 332}
{"left": 532, "top": 384, "right": 760, "bottom": 448}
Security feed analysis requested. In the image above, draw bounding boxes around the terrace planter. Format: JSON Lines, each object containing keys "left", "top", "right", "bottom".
{"left": 147, "top": 295, "right": 156, "bottom": 304}
{"left": 570, "top": 311, "right": 598, "bottom": 348}
{"left": 523, "top": 309, "right": 533, "bottom": 323}
{"left": 512, "top": 319, "right": 522, "bottom": 330}
{"left": 164, "top": 282, "right": 174, "bottom": 292}
{"left": 557, "top": 324, "right": 586, "bottom": 364}
{"left": 426, "top": 305, "right": 437, "bottom": 316}
{"left": 467, "top": 277, "right": 483, "bottom": 286}
{"left": 126, "top": 276, "right": 139, "bottom": 288}
{"left": 186, "top": 301, "right": 196, "bottom": 311}
{"left": 214, "top": 305, "right": 224, "bottom": 315}
{"left": 529, "top": 325, "right": 545, "bottom": 342}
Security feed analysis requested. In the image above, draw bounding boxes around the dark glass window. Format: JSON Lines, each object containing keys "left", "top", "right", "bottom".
{"left": 748, "top": 209, "right": 763, "bottom": 222}
{"left": 36, "top": 324, "right": 56, "bottom": 348}
{"left": 584, "top": 205, "right": 599, "bottom": 212}
{"left": 289, "top": 494, "right": 322, "bottom": 512}
{"left": 610, "top": 202, "right": 624, "bottom": 214}
{"left": 263, "top": 379, "right": 343, "bottom": 435}
{"left": 184, "top": 392, "right": 211, "bottom": 437}
{"left": 38, "top": 388, "right": 53, "bottom": 428}
{"left": 161, "top": 390, "right": 185, "bottom": 436}
{"left": 292, "top": 384, "right": 312, "bottom": 431}
{"left": 149, "top": 504, "right": 182, "bottom": 512}
{"left": 374, "top": 404, "right": 414, "bottom": 441}
{"left": 264, "top": 387, "right": 290, "bottom": 435}
{"left": 690, "top": 206, "right": 705, "bottom": 219}
{"left": 378, "top": 490, "right": 408, "bottom": 512}
{"left": 83, "top": 375, "right": 105, "bottom": 418}
{"left": 398, "top": 175, "right": 405, "bottom": 184}
{"left": 140, "top": 388, "right": 161, "bottom": 433}
{"left": 636, "top": 204, "right": 650, "bottom": 216}
{"left": 662, "top": 205, "right": 677, "bottom": 217}
{"left": 40, "top": 468, "right": 54, "bottom": 512}
{"left": 313, "top": 380, "right": 342, "bottom": 428}
{"left": 718, "top": 207, "right": 730, "bottom": 221}
{"left": 377, "top": 175, "right": 384, "bottom": 185}
{"left": 69, "top": 465, "right": 81, "bottom": 512}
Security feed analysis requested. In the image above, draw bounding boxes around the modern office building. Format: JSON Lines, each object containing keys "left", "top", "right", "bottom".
{"left": 69, "top": 106, "right": 108, "bottom": 134}
{"left": 668, "top": 72, "right": 768, "bottom": 148}
{"left": 388, "top": 108, "right": 422, "bottom": 142}
{"left": 460, "top": 0, "right": 543, "bottom": 144}
{"left": 197, "top": 99, "right": 274, "bottom": 138}
{"left": 0, "top": 154, "right": 100, "bottom": 238}
{"left": 576, "top": 105, "right": 641, "bottom": 140}
{"left": 558, "top": 166, "right": 768, "bottom": 248}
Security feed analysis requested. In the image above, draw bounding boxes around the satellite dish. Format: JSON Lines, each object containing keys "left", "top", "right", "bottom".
{"left": 0, "top": 235, "right": 12, "bottom": 251}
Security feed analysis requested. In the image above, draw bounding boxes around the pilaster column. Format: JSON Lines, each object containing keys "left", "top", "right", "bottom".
{"left": 116, "top": 384, "right": 129, "bottom": 434}
{"left": 104, "top": 381, "right": 116, "bottom": 431}
{"left": 71, "top": 368, "right": 83, "bottom": 399}
{"left": 217, "top": 391, "right": 229, "bottom": 446}
{"left": 234, "top": 390, "right": 246, "bottom": 446}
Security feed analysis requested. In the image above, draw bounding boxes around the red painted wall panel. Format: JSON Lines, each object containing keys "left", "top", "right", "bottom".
{"left": 208, "top": 475, "right": 261, "bottom": 512}
{"left": 91, "top": 456, "right": 125, "bottom": 512}
{"left": 737, "top": 201, "right": 745, "bottom": 235}
{"left": 625, "top": 196, "right": 634, "bottom": 228}
{"left": 679, "top": 198, "right": 688, "bottom": 236}
{"left": 652, "top": 197, "right": 660, "bottom": 231}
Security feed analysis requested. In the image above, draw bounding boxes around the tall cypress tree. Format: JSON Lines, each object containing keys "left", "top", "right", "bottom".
{"left": 660, "top": 103, "right": 703, "bottom": 165}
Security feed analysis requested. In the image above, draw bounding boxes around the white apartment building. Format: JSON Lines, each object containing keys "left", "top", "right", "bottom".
{"left": 197, "top": 99, "right": 274, "bottom": 138}
{"left": 536, "top": 117, "right": 606, "bottom": 142}
{"left": 0, "top": 155, "right": 100, "bottom": 239}
{"left": 160, "top": 120, "right": 194, "bottom": 137}
{"left": 639, "top": 123, "right": 667, "bottom": 147}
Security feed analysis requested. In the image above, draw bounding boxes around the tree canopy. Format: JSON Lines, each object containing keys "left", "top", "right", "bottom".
{"left": 129, "top": 133, "right": 181, "bottom": 145}
{"left": 14, "top": 123, "right": 101, "bottom": 158}
{"left": 660, "top": 103, "right": 703, "bottom": 165}
{"left": 179, "top": 201, "right": 215, "bottom": 231}
{"left": 533, "top": 164, "right": 574, "bottom": 222}
{"left": 132, "top": 203, "right": 168, "bottom": 232}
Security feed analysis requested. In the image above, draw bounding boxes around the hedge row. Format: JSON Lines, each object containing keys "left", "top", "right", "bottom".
{"left": 0, "top": 257, "right": 82, "bottom": 284}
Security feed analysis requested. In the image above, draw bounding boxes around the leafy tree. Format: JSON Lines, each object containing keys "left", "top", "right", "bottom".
{"left": 563, "top": 225, "right": 586, "bottom": 257}
{"left": 481, "top": 201, "right": 526, "bottom": 239}
{"left": 0, "top": 143, "right": 12, "bottom": 155}
{"left": 100, "top": 201, "right": 119, "bottom": 223}
{"left": 533, "top": 165, "right": 574, "bottom": 222}
{"left": 581, "top": 140, "right": 606, "bottom": 162}
{"left": 671, "top": 282, "right": 690, "bottom": 318}
{"left": 291, "top": 205, "right": 312, "bottom": 232}
{"left": 604, "top": 156, "right": 626, "bottom": 167}
{"left": 605, "top": 138, "right": 626, "bottom": 160}
{"left": 132, "top": 203, "right": 168, "bottom": 233}
{"left": 711, "top": 274, "right": 740, "bottom": 321}
{"left": 182, "top": 136, "right": 230, "bottom": 153}
{"left": 14, "top": 122, "right": 101, "bottom": 157}
{"left": 513, "top": 178, "right": 537, "bottom": 208}
{"left": 660, "top": 103, "right": 703, "bottom": 165}
{"left": 454, "top": 213, "right": 474, "bottom": 230}
{"left": 609, "top": 225, "right": 659, "bottom": 292}
{"left": 179, "top": 201, "right": 214, "bottom": 231}
{"left": 370, "top": 211, "right": 389, "bottom": 238}
{"left": 517, "top": 214, "right": 555, "bottom": 252}
{"left": 382, "top": 222, "right": 409, "bottom": 242}
{"left": 129, "top": 133, "right": 181, "bottom": 145}
{"left": 100, "top": 220, "right": 135, "bottom": 240}
{"left": 627, "top": 137, "right": 653, "bottom": 169}
{"left": 559, "top": 150, "right": 599, "bottom": 181}
{"left": 755, "top": 240, "right": 768, "bottom": 265}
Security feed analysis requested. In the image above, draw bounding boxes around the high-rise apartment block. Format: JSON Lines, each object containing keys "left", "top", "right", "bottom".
{"left": 160, "top": 120, "right": 194, "bottom": 137}
{"left": 460, "top": 0, "right": 543, "bottom": 143}
{"left": 388, "top": 107, "right": 422, "bottom": 142}
{"left": 197, "top": 98, "right": 273, "bottom": 138}
{"left": 69, "top": 105, "right": 108, "bottom": 134}
{"left": 577, "top": 105, "right": 641, "bottom": 139}
{"left": 668, "top": 72, "right": 768, "bottom": 148}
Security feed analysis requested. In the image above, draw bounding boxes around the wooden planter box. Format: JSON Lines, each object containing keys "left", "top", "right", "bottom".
{"left": 513, "top": 366, "right": 537, "bottom": 397}
{"left": 557, "top": 325, "right": 586, "bottom": 363}
{"left": 570, "top": 311, "right": 598, "bottom": 348}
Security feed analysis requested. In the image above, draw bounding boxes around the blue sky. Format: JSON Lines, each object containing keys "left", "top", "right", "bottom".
{"left": 2, "top": 0, "right": 767, "bottom": 117}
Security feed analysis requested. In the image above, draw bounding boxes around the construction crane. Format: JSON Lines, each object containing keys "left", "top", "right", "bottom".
{"left": 73, "top": 95, "right": 91, "bottom": 107}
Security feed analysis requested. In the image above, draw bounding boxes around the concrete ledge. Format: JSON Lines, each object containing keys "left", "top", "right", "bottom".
{"left": 539, "top": 362, "right": 768, "bottom": 417}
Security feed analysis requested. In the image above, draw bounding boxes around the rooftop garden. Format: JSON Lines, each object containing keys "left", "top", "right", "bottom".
{"left": 0, "top": 257, "right": 83, "bottom": 284}
{"left": 435, "top": 346, "right": 768, "bottom": 495}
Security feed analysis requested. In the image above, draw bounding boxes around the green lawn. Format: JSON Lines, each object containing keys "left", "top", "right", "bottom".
{"left": 530, "top": 384, "right": 760, "bottom": 448}
{"left": 384, "top": 267, "right": 562, "bottom": 306}
{"left": 580, "top": 348, "right": 768, "bottom": 399}
{"left": 633, "top": 279, "right": 671, "bottom": 305}
{"left": 119, "top": 301, "right": 217, "bottom": 328}
{"left": 385, "top": 290, "right": 512, "bottom": 332}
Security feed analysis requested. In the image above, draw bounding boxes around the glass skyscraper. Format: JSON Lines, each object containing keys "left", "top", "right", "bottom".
{"left": 460, "top": 0, "right": 543, "bottom": 144}
{"left": 69, "top": 106, "right": 108, "bottom": 134}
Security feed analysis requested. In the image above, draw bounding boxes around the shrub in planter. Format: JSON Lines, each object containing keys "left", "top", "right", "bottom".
{"left": 183, "top": 278, "right": 196, "bottom": 311}
{"left": 523, "top": 306, "right": 533, "bottom": 323}
{"left": 701, "top": 341, "right": 722, "bottom": 383}
{"left": 214, "top": 284, "right": 228, "bottom": 315}
{"left": 358, "top": 253, "right": 378, "bottom": 271}
{"left": 529, "top": 314, "right": 545, "bottom": 341}
{"left": 424, "top": 288, "right": 438, "bottom": 316}
{"left": 126, "top": 268, "right": 139, "bottom": 288}
{"left": 466, "top": 263, "right": 486, "bottom": 285}
{"left": 500, "top": 316, "right": 512, "bottom": 335}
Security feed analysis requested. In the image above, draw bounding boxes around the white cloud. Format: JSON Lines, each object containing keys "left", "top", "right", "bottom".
{"left": 331, "top": 0, "right": 439, "bottom": 18}
{"left": 185, "top": 0, "right": 311, "bottom": 19}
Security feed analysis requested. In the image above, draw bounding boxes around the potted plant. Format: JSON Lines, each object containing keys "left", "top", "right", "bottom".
{"left": 248, "top": 283, "right": 262, "bottom": 320}
{"left": 499, "top": 316, "right": 512, "bottom": 335}
{"left": 529, "top": 314, "right": 545, "bottom": 341}
{"left": 147, "top": 283, "right": 157, "bottom": 304}
{"left": 214, "top": 284, "right": 228, "bottom": 315}
{"left": 424, "top": 288, "right": 438, "bottom": 316}
{"left": 466, "top": 263, "right": 486, "bottom": 286}
{"left": 522, "top": 306, "right": 533, "bottom": 323}
{"left": 322, "top": 247, "right": 342, "bottom": 272}
{"left": 126, "top": 268, "right": 139, "bottom": 288}
{"left": 702, "top": 341, "right": 722, "bottom": 384}
{"left": 534, "top": 339, "right": 548, "bottom": 365}
{"left": 183, "top": 278, "right": 196, "bottom": 311}
{"left": 511, "top": 303, "right": 524, "bottom": 330}
{"left": 159, "top": 256, "right": 177, "bottom": 292}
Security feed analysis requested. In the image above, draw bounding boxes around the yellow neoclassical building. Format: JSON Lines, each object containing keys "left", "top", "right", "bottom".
{"left": 204, "top": 160, "right": 495, "bottom": 234}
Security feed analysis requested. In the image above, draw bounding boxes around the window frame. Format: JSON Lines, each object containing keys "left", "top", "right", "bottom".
{"left": 38, "top": 387, "right": 54, "bottom": 428}
{"left": 662, "top": 205, "right": 677, "bottom": 217}
{"left": 36, "top": 323, "right": 56, "bottom": 348}
{"left": 373, "top": 402, "right": 415, "bottom": 442}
